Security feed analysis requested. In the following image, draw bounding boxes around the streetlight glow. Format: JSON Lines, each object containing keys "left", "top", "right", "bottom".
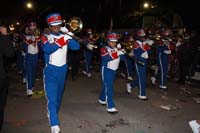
{"left": 26, "top": 2, "right": 33, "bottom": 9}
{"left": 9, "top": 25, "right": 15, "bottom": 31}
{"left": 143, "top": 2, "right": 149, "bottom": 9}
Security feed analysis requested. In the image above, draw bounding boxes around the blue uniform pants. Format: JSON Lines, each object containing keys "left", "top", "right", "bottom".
{"left": 130, "top": 62, "right": 147, "bottom": 96}
{"left": 125, "top": 55, "right": 134, "bottom": 77}
{"left": 157, "top": 53, "right": 169, "bottom": 86}
{"left": 25, "top": 54, "right": 38, "bottom": 90}
{"left": 44, "top": 64, "right": 67, "bottom": 126}
{"left": 99, "top": 66, "right": 116, "bottom": 109}
{"left": 83, "top": 49, "right": 93, "bottom": 73}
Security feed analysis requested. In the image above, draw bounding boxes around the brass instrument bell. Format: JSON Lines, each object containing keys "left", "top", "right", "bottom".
{"left": 66, "top": 17, "right": 83, "bottom": 33}
{"left": 33, "top": 28, "right": 41, "bottom": 38}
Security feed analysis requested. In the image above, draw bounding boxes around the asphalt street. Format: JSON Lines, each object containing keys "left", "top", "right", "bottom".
{"left": 2, "top": 67, "right": 200, "bottom": 133}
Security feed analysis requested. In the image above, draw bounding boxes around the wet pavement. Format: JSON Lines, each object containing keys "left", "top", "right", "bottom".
{"left": 2, "top": 67, "right": 200, "bottom": 133}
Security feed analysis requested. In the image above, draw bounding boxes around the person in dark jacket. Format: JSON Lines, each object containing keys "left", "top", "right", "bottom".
{"left": 0, "top": 25, "right": 15, "bottom": 131}
{"left": 177, "top": 37, "right": 192, "bottom": 84}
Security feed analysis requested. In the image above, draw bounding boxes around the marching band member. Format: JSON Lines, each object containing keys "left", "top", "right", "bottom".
{"left": 41, "top": 13, "right": 80, "bottom": 133}
{"left": 150, "top": 29, "right": 173, "bottom": 90}
{"left": 82, "top": 28, "right": 96, "bottom": 78}
{"left": 126, "top": 29, "right": 151, "bottom": 100}
{"left": 98, "top": 32, "right": 124, "bottom": 113}
{"left": 123, "top": 35, "right": 135, "bottom": 80}
{"left": 20, "top": 27, "right": 29, "bottom": 84}
{"left": 22, "top": 22, "right": 41, "bottom": 96}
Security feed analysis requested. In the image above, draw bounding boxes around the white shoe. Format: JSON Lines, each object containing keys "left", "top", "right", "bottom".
{"left": 82, "top": 70, "right": 87, "bottom": 75}
{"left": 159, "top": 85, "right": 167, "bottom": 89}
{"left": 51, "top": 125, "right": 60, "bottom": 133}
{"left": 47, "top": 113, "right": 50, "bottom": 118}
{"left": 127, "top": 76, "right": 133, "bottom": 81}
{"left": 189, "top": 120, "right": 200, "bottom": 133}
{"left": 120, "top": 73, "right": 126, "bottom": 78}
{"left": 107, "top": 108, "right": 118, "bottom": 113}
{"left": 87, "top": 73, "right": 92, "bottom": 78}
{"left": 150, "top": 76, "right": 156, "bottom": 85}
{"left": 26, "top": 90, "right": 33, "bottom": 96}
{"left": 98, "top": 99, "right": 106, "bottom": 105}
{"left": 22, "top": 78, "right": 26, "bottom": 84}
{"left": 126, "top": 83, "right": 132, "bottom": 94}
{"left": 138, "top": 95, "right": 148, "bottom": 100}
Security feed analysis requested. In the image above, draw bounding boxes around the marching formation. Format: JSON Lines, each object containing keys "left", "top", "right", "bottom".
{"left": 2, "top": 12, "right": 200, "bottom": 133}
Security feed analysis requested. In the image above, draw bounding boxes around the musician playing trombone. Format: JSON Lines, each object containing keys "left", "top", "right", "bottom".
{"left": 41, "top": 13, "right": 80, "bottom": 133}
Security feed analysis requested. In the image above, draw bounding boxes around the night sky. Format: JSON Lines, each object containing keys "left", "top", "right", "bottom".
{"left": 0, "top": 0, "right": 199, "bottom": 31}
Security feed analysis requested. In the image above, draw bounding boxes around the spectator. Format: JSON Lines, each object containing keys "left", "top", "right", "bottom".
{"left": 0, "top": 25, "right": 15, "bottom": 131}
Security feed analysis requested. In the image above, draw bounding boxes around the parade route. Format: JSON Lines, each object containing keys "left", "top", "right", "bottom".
{"left": 2, "top": 68, "right": 200, "bottom": 133}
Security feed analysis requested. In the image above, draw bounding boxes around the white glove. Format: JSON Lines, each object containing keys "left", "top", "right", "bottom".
{"left": 67, "top": 32, "right": 74, "bottom": 37}
{"left": 176, "top": 41, "right": 181, "bottom": 47}
{"left": 87, "top": 44, "right": 94, "bottom": 50}
{"left": 120, "top": 49, "right": 126, "bottom": 53}
{"left": 145, "top": 39, "right": 154, "bottom": 46}
{"left": 60, "top": 27, "right": 69, "bottom": 33}
{"left": 118, "top": 49, "right": 125, "bottom": 55}
{"left": 168, "top": 38, "right": 172, "bottom": 42}
{"left": 64, "top": 34, "right": 72, "bottom": 41}
{"left": 117, "top": 43, "right": 122, "bottom": 49}
{"left": 128, "top": 51, "right": 134, "bottom": 57}
{"left": 141, "top": 51, "right": 149, "bottom": 59}
{"left": 46, "top": 35, "right": 54, "bottom": 44}
{"left": 164, "top": 50, "right": 171, "bottom": 54}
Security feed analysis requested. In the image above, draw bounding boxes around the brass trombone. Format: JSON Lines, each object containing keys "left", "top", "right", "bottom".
{"left": 62, "top": 17, "right": 97, "bottom": 49}
{"left": 65, "top": 17, "right": 83, "bottom": 33}
{"left": 120, "top": 42, "right": 133, "bottom": 53}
